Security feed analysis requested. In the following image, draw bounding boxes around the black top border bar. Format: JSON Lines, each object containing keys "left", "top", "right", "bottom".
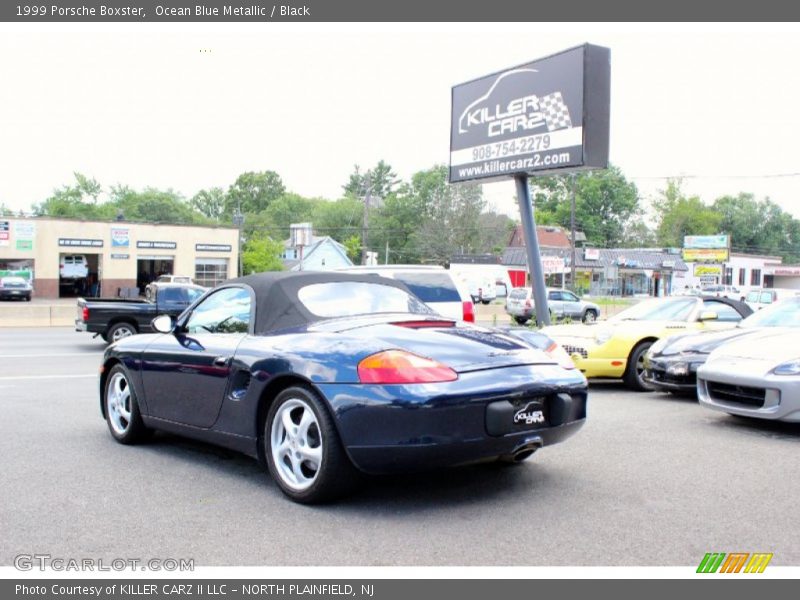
{"left": 3, "top": 0, "right": 800, "bottom": 22}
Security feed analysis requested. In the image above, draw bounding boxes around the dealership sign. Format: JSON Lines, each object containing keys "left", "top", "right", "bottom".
{"left": 449, "top": 44, "right": 610, "bottom": 183}
{"left": 683, "top": 248, "right": 729, "bottom": 263}
{"left": 683, "top": 235, "right": 729, "bottom": 250}
{"left": 694, "top": 264, "right": 723, "bottom": 277}
{"left": 111, "top": 227, "right": 130, "bottom": 248}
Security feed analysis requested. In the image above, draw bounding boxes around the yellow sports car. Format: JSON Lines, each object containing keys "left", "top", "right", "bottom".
{"left": 541, "top": 296, "right": 753, "bottom": 391}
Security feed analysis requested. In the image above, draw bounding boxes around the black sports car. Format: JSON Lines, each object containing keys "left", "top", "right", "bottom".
{"left": 644, "top": 296, "right": 800, "bottom": 395}
{"left": 100, "top": 272, "right": 588, "bottom": 503}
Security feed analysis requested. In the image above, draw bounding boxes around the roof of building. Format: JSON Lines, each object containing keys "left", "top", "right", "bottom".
{"left": 507, "top": 225, "right": 573, "bottom": 249}
{"left": 503, "top": 247, "right": 688, "bottom": 272}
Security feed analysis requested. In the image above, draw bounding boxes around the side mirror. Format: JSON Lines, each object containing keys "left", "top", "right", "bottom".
{"left": 698, "top": 310, "right": 718, "bottom": 322}
{"left": 151, "top": 314, "right": 175, "bottom": 334}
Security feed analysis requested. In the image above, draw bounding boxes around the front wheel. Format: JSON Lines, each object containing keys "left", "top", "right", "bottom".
{"left": 624, "top": 341, "right": 655, "bottom": 391}
{"left": 104, "top": 365, "right": 150, "bottom": 444}
{"left": 265, "top": 386, "right": 358, "bottom": 503}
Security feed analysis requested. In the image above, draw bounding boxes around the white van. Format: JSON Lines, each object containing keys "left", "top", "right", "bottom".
{"left": 59, "top": 255, "right": 89, "bottom": 280}
{"left": 745, "top": 288, "right": 800, "bottom": 310}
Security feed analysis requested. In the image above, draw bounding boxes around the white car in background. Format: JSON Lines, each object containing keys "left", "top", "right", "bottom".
{"left": 336, "top": 265, "right": 475, "bottom": 322}
{"left": 697, "top": 328, "right": 800, "bottom": 422}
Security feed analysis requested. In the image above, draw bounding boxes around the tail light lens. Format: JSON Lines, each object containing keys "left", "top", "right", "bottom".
{"left": 462, "top": 301, "right": 475, "bottom": 322}
{"left": 525, "top": 299, "right": 532, "bottom": 309}
{"left": 545, "top": 342, "right": 575, "bottom": 370}
{"left": 82, "top": 306, "right": 89, "bottom": 322}
{"left": 358, "top": 350, "right": 458, "bottom": 384}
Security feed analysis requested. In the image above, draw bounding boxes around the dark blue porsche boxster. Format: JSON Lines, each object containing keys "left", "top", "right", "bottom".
{"left": 100, "top": 272, "right": 588, "bottom": 503}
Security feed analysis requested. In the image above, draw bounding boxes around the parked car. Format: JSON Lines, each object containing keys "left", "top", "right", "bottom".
{"left": 99, "top": 272, "right": 588, "bottom": 503}
{"left": 697, "top": 329, "right": 800, "bottom": 422}
{"left": 156, "top": 274, "right": 194, "bottom": 284}
{"left": 744, "top": 287, "right": 800, "bottom": 311}
{"left": 505, "top": 287, "right": 600, "bottom": 325}
{"left": 0, "top": 276, "right": 33, "bottom": 301}
{"left": 700, "top": 284, "right": 743, "bottom": 300}
{"left": 336, "top": 265, "right": 475, "bottom": 322}
{"left": 59, "top": 255, "right": 89, "bottom": 280}
{"left": 76, "top": 282, "right": 206, "bottom": 343}
{"left": 542, "top": 296, "right": 753, "bottom": 391}
{"left": 644, "top": 296, "right": 800, "bottom": 395}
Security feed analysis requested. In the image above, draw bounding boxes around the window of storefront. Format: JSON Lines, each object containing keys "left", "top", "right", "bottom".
{"left": 723, "top": 267, "right": 733, "bottom": 286}
{"left": 195, "top": 258, "right": 228, "bottom": 288}
{"left": 738, "top": 268, "right": 746, "bottom": 286}
{"left": 751, "top": 268, "right": 761, "bottom": 286}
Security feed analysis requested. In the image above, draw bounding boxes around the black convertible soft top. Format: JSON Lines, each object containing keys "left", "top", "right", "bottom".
{"left": 224, "top": 271, "right": 418, "bottom": 334}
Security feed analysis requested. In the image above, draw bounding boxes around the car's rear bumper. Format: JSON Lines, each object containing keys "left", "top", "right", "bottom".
{"left": 317, "top": 364, "right": 588, "bottom": 474}
{"left": 0, "top": 290, "right": 31, "bottom": 299}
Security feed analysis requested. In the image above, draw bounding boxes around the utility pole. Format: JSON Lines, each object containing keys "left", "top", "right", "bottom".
{"left": 232, "top": 197, "right": 245, "bottom": 277}
{"left": 361, "top": 174, "right": 371, "bottom": 265}
{"left": 385, "top": 240, "right": 389, "bottom": 265}
{"left": 570, "top": 174, "right": 577, "bottom": 291}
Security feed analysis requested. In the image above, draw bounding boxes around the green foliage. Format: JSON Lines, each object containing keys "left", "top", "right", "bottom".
{"left": 653, "top": 180, "right": 721, "bottom": 246}
{"left": 190, "top": 187, "right": 227, "bottom": 221}
{"left": 343, "top": 160, "right": 399, "bottom": 200}
{"left": 241, "top": 235, "right": 284, "bottom": 274}
{"left": 225, "top": 171, "right": 286, "bottom": 216}
{"left": 531, "top": 165, "right": 640, "bottom": 248}
{"left": 342, "top": 235, "right": 362, "bottom": 263}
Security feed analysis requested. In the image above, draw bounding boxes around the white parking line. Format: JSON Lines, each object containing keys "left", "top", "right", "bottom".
{"left": 0, "top": 374, "right": 97, "bottom": 381}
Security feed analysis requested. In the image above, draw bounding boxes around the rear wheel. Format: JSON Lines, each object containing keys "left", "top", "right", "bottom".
{"left": 107, "top": 322, "right": 137, "bottom": 343}
{"left": 104, "top": 365, "right": 150, "bottom": 444}
{"left": 583, "top": 309, "right": 598, "bottom": 323}
{"left": 624, "top": 341, "right": 656, "bottom": 391}
{"left": 514, "top": 316, "right": 529, "bottom": 325}
{"left": 265, "top": 386, "right": 358, "bottom": 503}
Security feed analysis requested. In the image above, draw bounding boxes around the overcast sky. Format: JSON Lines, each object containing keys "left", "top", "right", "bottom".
{"left": 2, "top": 23, "right": 800, "bottom": 220}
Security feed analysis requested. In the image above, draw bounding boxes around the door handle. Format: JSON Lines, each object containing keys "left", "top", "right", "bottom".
{"left": 213, "top": 356, "right": 232, "bottom": 366}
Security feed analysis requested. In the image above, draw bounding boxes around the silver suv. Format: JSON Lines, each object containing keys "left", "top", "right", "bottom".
{"left": 505, "top": 287, "right": 600, "bottom": 325}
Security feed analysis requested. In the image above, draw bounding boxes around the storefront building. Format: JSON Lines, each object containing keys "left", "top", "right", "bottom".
{"left": 0, "top": 217, "right": 239, "bottom": 299}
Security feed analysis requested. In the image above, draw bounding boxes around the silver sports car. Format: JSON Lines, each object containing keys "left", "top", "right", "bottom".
{"left": 697, "top": 329, "right": 800, "bottom": 422}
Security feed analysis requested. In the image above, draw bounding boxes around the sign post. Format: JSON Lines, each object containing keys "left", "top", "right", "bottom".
{"left": 514, "top": 175, "right": 551, "bottom": 325}
{"left": 450, "top": 44, "right": 610, "bottom": 325}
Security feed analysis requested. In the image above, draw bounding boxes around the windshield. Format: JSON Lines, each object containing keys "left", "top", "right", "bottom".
{"left": 610, "top": 297, "right": 697, "bottom": 322}
{"left": 298, "top": 281, "right": 434, "bottom": 318}
{"left": 740, "top": 297, "right": 800, "bottom": 328}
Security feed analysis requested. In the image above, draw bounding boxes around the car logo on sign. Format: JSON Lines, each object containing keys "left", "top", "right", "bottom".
{"left": 514, "top": 403, "right": 545, "bottom": 425}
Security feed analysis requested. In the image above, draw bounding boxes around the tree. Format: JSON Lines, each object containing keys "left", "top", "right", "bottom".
{"left": 226, "top": 171, "right": 286, "bottom": 216}
{"left": 654, "top": 180, "right": 721, "bottom": 247}
{"left": 190, "top": 187, "right": 227, "bottom": 221}
{"left": 712, "top": 193, "right": 800, "bottom": 260}
{"left": 343, "top": 160, "right": 400, "bottom": 200}
{"left": 241, "top": 235, "right": 284, "bottom": 274}
{"left": 33, "top": 172, "right": 105, "bottom": 219}
{"left": 530, "top": 165, "right": 640, "bottom": 248}
{"left": 343, "top": 235, "right": 362, "bottom": 263}
{"left": 407, "top": 165, "right": 486, "bottom": 263}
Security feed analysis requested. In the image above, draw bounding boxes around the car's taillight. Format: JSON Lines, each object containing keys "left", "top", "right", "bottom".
{"left": 462, "top": 301, "right": 475, "bottom": 322}
{"left": 82, "top": 306, "right": 89, "bottom": 322}
{"left": 357, "top": 350, "right": 458, "bottom": 384}
{"left": 545, "top": 342, "right": 576, "bottom": 370}
{"left": 525, "top": 299, "right": 532, "bottom": 309}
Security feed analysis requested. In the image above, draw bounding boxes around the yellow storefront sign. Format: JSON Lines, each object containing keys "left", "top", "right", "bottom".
{"left": 683, "top": 248, "right": 729, "bottom": 263}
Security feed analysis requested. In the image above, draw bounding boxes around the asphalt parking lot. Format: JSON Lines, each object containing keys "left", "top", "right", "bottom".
{"left": 2, "top": 327, "right": 799, "bottom": 566}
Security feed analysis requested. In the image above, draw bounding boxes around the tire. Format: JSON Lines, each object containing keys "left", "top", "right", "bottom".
{"left": 582, "top": 309, "right": 598, "bottom": 323}
{"left": 103, "top": 364, "right": 150, "bottom": 444}
{"left": 624, "top": 341, "right": 656, "bottom": 392}
{"left": 25, "top": 295, "right": 31, "bottom": 302}
{"left": 107, "top": 321, "right": 137, "bottom": 344}
{"left": 481, "top": 299, "right": 491, "bottom": 305}
{"left": 514, "top": 316, "right": 529, "bottom": 325}
{"left": 265, "top": 385, "right": 359, "bottom": 504}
